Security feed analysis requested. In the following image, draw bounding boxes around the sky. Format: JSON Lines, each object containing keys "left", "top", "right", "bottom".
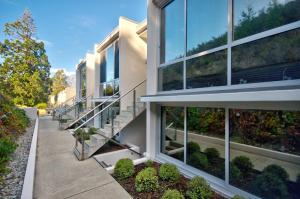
{"left": 0, "top": 0, "right": 146, "bottom": 76}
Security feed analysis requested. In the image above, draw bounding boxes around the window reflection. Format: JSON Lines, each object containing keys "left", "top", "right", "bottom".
{"left": 232, "top": 28, "right": 300, "bottom": 84}
{"left": 161, "top": 106, "right": 185, "bottom": 162}
{"left": 187, "top": 0, "right": 227, "bottom": 56}
{"left": 106, "top": 46, "right": 114, "bottom": 82}
{"left": 160, "top": 0, "right": 184, "bottom": 63}
{"left": 186, "top": 50, "right": 227, "bottom": 89}
{"left": 234, "top": 0, "right": 300, "bottom": 40}
{"left": 158, "top": 62, "right": 183, "bottom": 91}
{"left": 80, "top": 64, "right": 86, "bottom": 98}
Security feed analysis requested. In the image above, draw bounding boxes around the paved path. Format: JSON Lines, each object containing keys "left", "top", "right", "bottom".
{"left": 34, "top": 117, "right": 132, "bottom": 199}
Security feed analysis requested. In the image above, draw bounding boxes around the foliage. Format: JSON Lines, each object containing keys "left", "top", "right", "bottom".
{"left": 51, "top": 69, "right": 68, "bottom": 104}
{"left": 187, "top": 152, "right": 208, "bottom": 170}
{"left": 74, "top": 129, "right": 89, "bottom": 141}
{"left": 36, "top": 102, "right": 47, "bottom": 109}
{"left": 161, "top": 189, "right": 184, "bottom": 199}
{"left": 0, "top": 138, "right": 17, "bottom": 178}
{"left": 251, "top": 172, "right": 288, "bottom": 199}
{"left": 187, "top": 141, "right": 201, "bottom": 154}
{"left": 263, "top": 164, "right": 289, "bottom": 181}
{"left": 114, "top": 158, "right": 134, "bottom": 180}
{"left": 135, "top": 167, "right": 159, "bottom": 192}
{"left": 229, "top": 163, "right": 241, "bottom": 182}
{"left": 232, "top": 195, "right": 245, "bottom": 199}
{"left": 159, "top": 163, "right": 180, "bottom": 182}
{"left": 204, "top": 148, "right": 220, "bottom": 162}
{"left": 87, "top": 127, "right": 97, "bottom": 135}
{"left": 145, "top": 159, "right": 153, "bottom": 167}
{"left": 232, "top": 156, "right": 253, "bottom": 177}
{"left": 186, "top": 176, "right": 213, "bottom": 199}
{"left": 0, "top": 9, "right": 51, "bottom": 106}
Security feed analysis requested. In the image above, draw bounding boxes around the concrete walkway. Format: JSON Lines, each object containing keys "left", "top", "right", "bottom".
{"left": 34, "top": 117, "right": 132, "bottom": 199}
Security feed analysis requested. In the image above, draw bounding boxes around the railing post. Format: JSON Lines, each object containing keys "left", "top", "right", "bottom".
{"left": 133, "top": 89, "right": 136, "bottom": 118}
{"left": 81, "top": 131, "right": 84, "bottom": 161}
{"left": 111, "top": 109, "right": 114, "bottom": 138}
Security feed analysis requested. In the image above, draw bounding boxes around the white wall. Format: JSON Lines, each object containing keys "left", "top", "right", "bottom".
{"left": 86, "top": 53, "right": 95, "bottom": 108}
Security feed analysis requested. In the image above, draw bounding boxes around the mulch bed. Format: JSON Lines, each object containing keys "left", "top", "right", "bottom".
{"left": 113, "top": 162, "right": 226, "bottom": 199}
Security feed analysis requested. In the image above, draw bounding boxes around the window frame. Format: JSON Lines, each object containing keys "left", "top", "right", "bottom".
{"left": 158, "top": 0, "right": 300, "bottom": 95}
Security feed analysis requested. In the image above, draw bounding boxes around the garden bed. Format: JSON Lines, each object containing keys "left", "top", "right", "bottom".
{"left": 113, "top": 161, "right": 225, "bottom": 199}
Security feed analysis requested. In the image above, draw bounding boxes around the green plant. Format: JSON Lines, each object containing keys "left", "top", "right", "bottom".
{"left": 230, "top": 163, "right": 241, "bottom": 182}
{"left": 88, "top": 127, "right": 97, "bottom": 135}
{"left": 74, "top": 129, "right": 89, "bottom": 141}
{"left": 145, "top": 159, "right": 153, "bottom": 167}
{"left": 251, "top": 172, "right": 288, "bottom": 199}
{"left": 135, "top": 167, "right": 159, "bottom": 192}
{"left": 263, "top": 164, "right": 289, "bottom": 181}
{"left": 204, "top": 148, "right": 220, "bottom": 162}
{"left": 187, "top": 141, "right": 201, "bottom": 154}
{"left": 159, "top": 163, "right": 180, "bottom": 182}
{"left": 114, "top": 158, "right": 134, "bottom": 180}
{"left": 36, "top": 102, "right": 47, "bottom": 109}
{"left": 161, "top": 189, "right": 184, "bottom": 199}
{"left": 232, "top": 195, "right": 245, "bottom": 199}
{"left": 232, "top": 156, "right": 253, "bottom": 177}
{"left": 0, "top": 138, "right": 17, "bottom": 158}
{"left": 186, "top": 176, "right": 213, "bottom": 199}
{"left": 187, "top": 152, "right": 208, "bottom": 170}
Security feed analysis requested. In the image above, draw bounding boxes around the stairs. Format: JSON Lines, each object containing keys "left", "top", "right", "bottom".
{"left": 73, "top": 102, "right": 145, "bottom": 160}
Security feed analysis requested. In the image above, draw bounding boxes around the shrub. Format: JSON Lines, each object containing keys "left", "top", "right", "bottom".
{"left": 145, "top": 159, "right": 153, "bottom": 167}
{"left": 159, "top": 163, "right": 180, "bottom": 182}
{"left": 232, "top": 156, "right": 253, "bottom": 177}
{"left": 186, "top": 176, "right": 213, "bottom": 199}
{"left": 162, "top": 189, "right": 184, "bottom": 199}
{"left": 263, "top": 164, "right": 289, "bottom": 181}
{"left": 74, "top": 129, "right": 89, "bottom": 141}
{"left": 204, "top": 148, "right": 220, "bottom": 162}
{"left": 0, "top": 138, "right": 17, "bottom": 158}
{"left": 135, "top": 167, "right": 159, "bottom": 192}
{"left": 114, "top": 158, "right": 134, "bottom": 180}
{"left": 12, "top": 108, "right": 30, "bottom": 130}
{"left": 230, "top": 163, "right": 241, "bottom": 182}
{"left": 187, "top": 141, "right": 201, "bottom": 154}
{"left": 232, "top": 195, "right": 245, "bottom": 199}
{"left": 88, "top": 127, "right": 98, "bottom": 135}
{"left": 187, "top": 152, "right": 208, "bottom": 170}
{"left": 251, "top": 172, "right": 288, "bottom": 199}
{"left": 36, "top": 102, "right": 47, "bottom": 109}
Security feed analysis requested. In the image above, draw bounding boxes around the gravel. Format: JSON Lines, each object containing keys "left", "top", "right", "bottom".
{"left": 0, "top": 120, "right": 35, "bottom": 199}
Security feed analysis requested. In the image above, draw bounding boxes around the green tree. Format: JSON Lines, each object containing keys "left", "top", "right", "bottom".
{"left": 51, "top": 69, "right": 68, "bottom": 104}
{"left": 0, "top": 9, "right": 51, "bottom": 106}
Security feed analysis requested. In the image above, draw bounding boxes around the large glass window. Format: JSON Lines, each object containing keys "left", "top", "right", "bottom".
{"left": 186, "top": 50, "right": 227, "bottom": 89}
{"left": 158, "top": 62, "right": 183, "bottom": 91}
{"left": 187, "top": 0, "right": 227, "bottom": 56}
{"left": 187, "top": 107, "right": 225, "bottom": 179}
{"left": 160, "top": 0, "right": 184, "bottom": 64}
{"left": 106, "top": 45, "right": 114, "bottom": 82}
{"left": 234, "top": 0, "right": 300, "bottom": 40}
{"left": 229, "top": 109, "right": 300, "bottom": 199}
{"left": 80, "top": 64, "right": 86, "bottom": 98}
{"left": 161, "top": 106, "right": 185, "bottom": 162}
{"left": 232, "top": 28, "right": 300, "bottom": 84}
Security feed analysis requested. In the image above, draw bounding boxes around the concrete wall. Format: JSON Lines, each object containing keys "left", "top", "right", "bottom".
{"left": 22, "top": 107, "right": 37, "bottom": 120}
{"left": 86, "top": 53, "right": 95, "bottom": 108}
{"left": 119, "top": 17, "right": 147, "bottom": 111}
{"left": 117, "top": 111, "right": 146, "bottom": 153}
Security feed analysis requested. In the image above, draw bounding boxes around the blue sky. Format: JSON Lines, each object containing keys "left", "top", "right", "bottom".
{"left": 0, "top": 0, "right": 146, "bottom": 76}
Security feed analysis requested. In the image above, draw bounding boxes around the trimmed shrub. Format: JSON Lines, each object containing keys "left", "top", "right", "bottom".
{"left": 0, "top": 138, "right": 17, "bottom": 157}
{"left": 230, "top": 163, "right": 241, "bottom": 182}
{"left": 232, "top": 156, "right": 253, "bottom": 177}
{"left": 204, "top": 148, "right": 220, "bottom": 162}
{"left": 162, "top": 189, "right": 184, "bottom": 199}
{"left": 263, "top": 164, "right": 289, "bottom": 181}
{"left": 159, "top": 163, "right": 180, "bottom": 182}
{"left": 187, "top": 141, "right": 201, "bottom": 154}
{"left": 232, "top": 195, "right": 245, "bottom": 199}
{"left": 145, "top": 160, "right": 153, "bottom": 167}
{"left": 74, "top": 129, "right": 89, "bottom": 141}
{"left": 114, "top": 158, "right": 134, "bottom": 180}
{"left": 186, "top": 176, "right": 213, "bottom": 199}
{"left": 251, "top": 172, "right": 288, "bottom": 199}
{"left": 135, "top": 167, "right": 159, "bottom": 192}
{"left": 187, "top": 152, "right": 208, "bottom": 170}
{"left": 88, "top": 127, "right": 97, "bottom": 135}
{"left": 36, "top": 102, "right": 47, "bottom": 109}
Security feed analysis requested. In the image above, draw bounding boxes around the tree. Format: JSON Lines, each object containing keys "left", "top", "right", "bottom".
{"left": 51, "top": 69, "right": 68, "bottom": 104}
{"left": 0, "top": 9, "right": 51, "bottom": 106}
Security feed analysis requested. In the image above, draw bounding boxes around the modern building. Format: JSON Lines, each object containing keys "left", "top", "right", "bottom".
{"left": 142, "top": 0, "right": 300, "bottom": 198}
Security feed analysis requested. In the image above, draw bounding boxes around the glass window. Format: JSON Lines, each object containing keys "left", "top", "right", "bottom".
{"left": 114, "top": 41, "right": 119, "bottom": 79}
{"left": 106, "top": 45, "right": 114, "bottom": 82}
{"left": 186, "top": 50, "right": 227, "bottom": 89}
{"left": 234, "top": 0, "right": 300, "bottom": 40}
{"left": 232, "top": 28, "right": 300, "bottom": 84}
{"left": 229, "top": 109, "right": 300, "bottom": 199}
{"left": 158, "top": 62, "right": 183, "bottom": 91}
{"left": 80, "top": 64, "right": 86, "bottom": 98}
{"left": 187, "top": 0, "right": 227, "bottom": 56}
{"left": 160, "top": 0, "right": 184, "bottom": 63}
{"left": 161, "top": 106, "right": 185, "bottom": 162}
{"left": 100, "top": 53, "right": 106, "bottom": 83}
{"left": 187, "top": 107, "right": 225, "bottom": 179}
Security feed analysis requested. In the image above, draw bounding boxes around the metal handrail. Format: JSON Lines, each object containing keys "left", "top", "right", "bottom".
{"left": 66, "top": 91, "right": 120, "bottom": 128}
{"left": 58, "top": 94, "right": 93, "bottom": 117}
{"left": 74, "top": 79, "right": 146, "bottom": 132}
